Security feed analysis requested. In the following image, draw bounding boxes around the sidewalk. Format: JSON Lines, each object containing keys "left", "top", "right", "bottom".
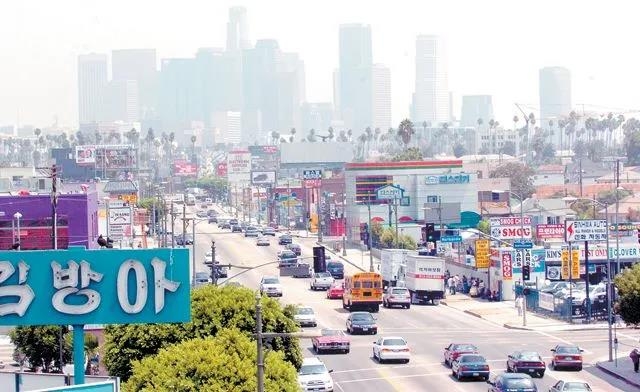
{"left": 320, "top": 242, "right": 379, "bottom": 272}
{"left": 596, "top": 357, "right": 640, "bottom": 390}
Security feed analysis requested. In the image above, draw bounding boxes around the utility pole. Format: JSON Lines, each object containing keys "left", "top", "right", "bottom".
{"left": 287, "top": 180, "right": 291, "bottom": 228}
{"left": 394, "top": 196, "right": 399, "bottom": 247}
{"left": 210, "top": 241, "right": 217, "bottom": 285}
{"left": 171, "top": 201, "right": 176, "bottom": 248}
{"left": 367, "top": 197, "right": 374, "bottom": 272}
{"left": 256, "top": 293, "right": 264, "bottom": 392}
{"left": 191, "top": 218, "right": 196, "bottom": 285}
{"left": 182, "top": 200, "right": 187, "bottom": 248}
{"left": 317, "top": 190, "right": 323, "bottom": 242}
{"left": 615, "top": 159, "right": 621, "bottom": 275}
{"left": 51, "top": 164, "right": 58, "bottom": 250}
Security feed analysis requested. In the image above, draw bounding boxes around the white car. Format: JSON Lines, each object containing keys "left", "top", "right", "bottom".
{"left": 256, "top": 236, "right": 270, "bottom": 246}
{"left": 372, "top": 336, "right": 410, "bottom": 364}
{"left": 293, "top": 305, "right": 317, "bottom": 327}
{"left": 259, "top": 276, "right": 283, "bottom": 297}
{"left": 382, "top": 286, "right": 411, "bottom": 309}
{"left": 310, "top": 272, "right": 335, "bottom": 291}
{"left": 298, "top": 357, "right": 334, "bottom": 391}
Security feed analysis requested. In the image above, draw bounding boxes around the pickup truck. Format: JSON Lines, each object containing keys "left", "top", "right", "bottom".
{"left": 310, "top": 272, "right": 335, "bottom": 290}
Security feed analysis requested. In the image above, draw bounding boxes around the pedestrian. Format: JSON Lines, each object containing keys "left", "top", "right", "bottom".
{"left": 448, "top": 276, "right": 455, "bottom": 295}
{"left": 630, "top": 348, "right": 640, "bottom": 373}
{"left": 515, "top": 295, "right": 523, "bottom": 316}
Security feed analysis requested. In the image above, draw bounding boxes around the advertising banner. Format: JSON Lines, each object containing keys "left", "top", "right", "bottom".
{"left": 502, "top": 253, "right": 513, "bottom": 280}
{"left": 75, "top": 146, "right": 96, "bottom": 164}
{"left": 536, "top": 224, "right": 564, "bottom": 239}
{"left": 251, "top": 171, "right": 276, "bottom": 185}
{"left": 216, "top": 162, "right": 228, "bottom": 177}
{"left": 173, "top": 160, "right": 197, "bottom": 177}
{"left": 227, "top": 150, "right": 251, "bottom": 183}
{"left": 475, "top": 239, "right": 490, "bottom": 268}
{"left": 539, "top": 292, "right": 555, "bottom": 311}
{"left": 249, "top": 145, "right": 279, "bottom": 171}
{"left": 490, "top": 216, "right": 532, "bottom": 240}
{"left": 565, "top": 219, "right": 608, "bottom": 242}
{"left": 561, "top": 248, "right": 580, "bottom": 279}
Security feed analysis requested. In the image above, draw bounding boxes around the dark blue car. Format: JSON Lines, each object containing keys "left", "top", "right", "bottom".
{"left": 487, "top": 373, "right": 537, "bottom": 392}
{"left": 326, "top": 261, "right": 344, "bottom": 279}
{"left": 451, "top": 354, "right": 490, "bottom": 381}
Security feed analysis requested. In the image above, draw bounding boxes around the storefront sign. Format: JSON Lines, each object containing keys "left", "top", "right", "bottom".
{"left": 490, "top": 216, "right": 532, "bottom": 226}
{"left": 560, "top": 247, "right": 580, "bottom": 279}
{"left": 303, "top": 169, "right": 322, "bottom": 180}
{"left": 425, "top": 174, "right": 470, "bottom": 185}
{"left": 491, "top": 226, "right": 532, "bottom": 240}
{"left": 0, "top": 248, "right": 190, "bottom": 326}
{"left": 502, "top": 253, "right": 513, "bottom": 280}
{"left": 539, "top": 292, "right": 555, "bottom": 311}
{"left": 565, "top": 219, "right": 608, "bottom": 242}
{"left": 536, "top": 224, "right": 564, "bottom": 239}
{"left": 475, "top": 239, "right": 490, "bottom": 268}
{"left": 545, "top": 245, "right": 640, "bottom": 261}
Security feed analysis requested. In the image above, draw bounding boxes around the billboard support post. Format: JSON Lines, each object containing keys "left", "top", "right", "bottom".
{"left": 73, "top": 324, "right": 85, "bottom": 384}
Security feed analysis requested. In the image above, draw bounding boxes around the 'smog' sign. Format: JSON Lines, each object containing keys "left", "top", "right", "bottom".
{"left": 0, "top": 248, "right": 190, "bottom": 326}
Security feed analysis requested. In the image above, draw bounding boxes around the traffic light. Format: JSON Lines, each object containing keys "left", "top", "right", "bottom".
{"left": 523, "top": 265, "right": 530, "bottom": 281}
{"left": 313, "top": 246, "right": 326, "bottom": 273}
{"left": 425, "top": 223, "right": 441, "bottom": 242}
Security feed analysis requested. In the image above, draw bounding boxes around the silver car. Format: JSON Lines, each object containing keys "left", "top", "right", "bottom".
{"left": 383, "top": 287, "right": 411, "bottom": 309}
{"left": 310, "top": 272, "right": 334, "bottom": 291}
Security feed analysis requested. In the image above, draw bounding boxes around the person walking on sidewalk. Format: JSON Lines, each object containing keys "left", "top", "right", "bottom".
{"left": 630, "top": 348, "right": 640, "bottom": 373}
{"left": 515, "top": 295, "right": 523, "bottom": 316}
{"left": 447, "top": 276, "right": 455, "bottom": 295}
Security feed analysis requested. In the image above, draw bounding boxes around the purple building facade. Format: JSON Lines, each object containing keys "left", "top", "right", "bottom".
{"left": 0, "top": 192, "right": 98, "bottom": 250}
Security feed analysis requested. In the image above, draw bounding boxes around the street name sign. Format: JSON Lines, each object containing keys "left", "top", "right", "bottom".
{"left": 440, "top": 235, "right": 462, "bottom": 243}
{"left": 513, "top": 241, "right": 533, "bottom": 249}
{"left": 565, "top": 219, "right": 608, "bottom": 242}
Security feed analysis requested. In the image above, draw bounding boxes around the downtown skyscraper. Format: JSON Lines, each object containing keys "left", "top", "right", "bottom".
{"left": 77, "top": 53, "right": 108, "bottom": 125}
{"left": 412, "top": 35, "right": 449, "bottom": 125}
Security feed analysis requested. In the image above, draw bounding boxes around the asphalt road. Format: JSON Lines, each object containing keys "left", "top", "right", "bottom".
{"left": 174, "top": 207, "right": 636, "bottom": 392}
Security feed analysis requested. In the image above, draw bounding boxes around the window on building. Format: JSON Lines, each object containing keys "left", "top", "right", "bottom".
{"left": 547, "top": 216, "right": 560, "bottom": 225}
{"left": 427, "top": 195, "right": 440, "bottom": 203}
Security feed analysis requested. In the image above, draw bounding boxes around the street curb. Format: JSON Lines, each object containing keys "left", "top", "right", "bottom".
{"left": 596, "top": 362, "right": 640, "bottom": 389}
{"left": 317, "top": 242, "right": 366, "bottom": 272}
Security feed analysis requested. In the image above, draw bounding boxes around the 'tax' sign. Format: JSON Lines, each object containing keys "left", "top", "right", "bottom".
{"left": 565, "top": 219, "right": 608, "bottom": 242}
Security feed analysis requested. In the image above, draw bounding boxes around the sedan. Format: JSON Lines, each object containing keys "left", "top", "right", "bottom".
{"left": 550, "top": 345, "right": 583, "bottom": 371}
{"left": 451, "top": 354, "right": 490, "bottom": 381}
{"left": 263, "top": 227, "right": 276, "bottom": 236}
{"left": 196, "top": 210, "right": 208, "bottom": 218}
{"left": 372, "top": 336, "right": 410, "bottom": 364}
{"left": 193, "top": 272, "right": 210, "bottom": 286}
{"left": 444, "top": 343, "right": 479, "bottom": 366}
{"left": 326, "top": 282, "right": 345, "bottom": 299}
{"left": 488, "top": 373, "right": 537, "bottom": 392}
{"left": 256, "top": 236, "right": 270, "bottom": 246}
{"left": 549, "top": 381, "right": 592, "bottom": 392}
{"left": 287, "top": 243, "right": 302, "bottom": 256}
{"left": 346, "top": 312, "right": 377, "bottom": 335}
{"left": 279, "top": 234, "right": 293, "bottom": 245}
{"left": 312, "top": 329, "right": 350, "bottom": 354}
{"left": 506, "top": 351, "right": 546, "bottom": 378}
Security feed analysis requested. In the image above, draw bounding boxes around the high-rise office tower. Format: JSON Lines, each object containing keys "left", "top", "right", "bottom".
{"left": 111, "top": 49, "right": 157, "bottom": 121}
{"left": 226, "top": 6, "right": 250, "bottom": 51}
{"left": 539, "top": 66, "right": 571, "bottom": 147}
{"left": 158, "top": 58, "right": 197, "bottom": 131}
{"left": 460, "top": 95, "right": 494, "bottom": 127}
{"left": 106, "top": 79, "right": 139, "bottom": 123}
{"left": 412, "top": 35, "right": 449, "bottom": 125}
{"left": 78, "top": 53, "right": 108, "bottom": 124}
{"left": 372, "top": 64, "right": 391, "bottom": 131}
{"left": 338, "top": 24, "right": 373, "bottom": 134}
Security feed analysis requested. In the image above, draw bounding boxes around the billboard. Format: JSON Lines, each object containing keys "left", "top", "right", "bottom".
{"left": 93, "top": 145, "right": 137, "bottom": 169}
{"left": 173, "top": 160, "right": 197, "bottom": 177}
{"left": 249, "top": 145, "right": 280, "bottom": 171}
{"left": 251, "top": 171, "right": 276, "bottom": 185}
{"left": 75, "top": 146, "right": 96, "bottom": 164}
{"left": 0, "top": 248, "right": 190, "bottom": 326}
{"left": 216, "top": 162, "right": 228, "bottom": 177}
{"left": 536, "top": 224, "right": 564, "bottom": 239}
{"left": 355, "top": 175, "right": 393, "bottom": 204}
{"left": 227, "top": 150, "right": 251, "bottom": 183}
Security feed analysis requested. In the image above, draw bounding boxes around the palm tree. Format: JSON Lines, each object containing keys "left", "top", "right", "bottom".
{"left": 397, "top": 119, "right": 415, "bottom": 149}
{"left": 306, "top": 129, "right": 316, "bottom": 142}
{"left": 145, "top": 128, "right": 155, "bottom": 166}
{"left": 327, "top": 127, "right": 335, "bottom": 141}
{"left": 346, "top": 129, "right": 353, "bottom": 142}
{"left": 374, "top": 127, "right": 381, "bottom": 150}
{"left": 338, "top": 129, "right": 347, "bottom": 142}
{"left": 190, "top": 135, "right": 197, "bottom": 162}
{"left": 289, "top": 128, "right": 296, "bottom": 143}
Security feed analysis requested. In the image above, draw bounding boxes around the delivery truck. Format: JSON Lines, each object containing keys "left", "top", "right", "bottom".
{"left": 403, "top": 254, "right": 446, "bottom": 305}
{"left": 380, "top": 249, "right": 409, "bottom": 289}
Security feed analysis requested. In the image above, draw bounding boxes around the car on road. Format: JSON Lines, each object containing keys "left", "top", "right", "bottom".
{"left": 297, "top": 357, "right": 334, "bottom": 392}
{"left": 208, "top": 216, "right": 218, "bottom": 224}
{"left": 346, "top": 311, "right": 377, "bottom": 335}
{"left": 326, "top": 282, "right": 345, "bottom": 299}
{"left": 506, "top": 351, "right": 546, "bottom": 378}
{"left": 293, "top": 305, "right": 317, "bottom": 327}
{"left": 312, "top": 329, "right": 350, "bottom": 354}
{"left": 175, "top": 235, "right": 194, "bottom": 245}
{"left": 487, "top": 373, "right": 537, "bottom": 392}
{"left": 550, "top": 345, "right": 583, "bottom": 371}
{"left": 212, "top": 262, "right": 228, "bottom": 278}
{"left": 444, "top": 343, "right": 479, "bottom": 366}
{"left": 219, "top": 221, "right": 231, "bottom": 230}
{"left": 256, "top": 236, "right": 270, "bottom": 246}
{"left": 259, "top": 276, "right": 283, "bottom": 297}
{"left": 310, "top": 272, "right": 335, "bottom": 290}
{"left": 286, "top": 243, "right": 302, "bottom": 255}
{"left": 194, "top": 272, "right": 210, "bottom": 286}
{"left": 231, "top": 224, "right": 243, "bottom": 233}
{"left": 549, "top": 380, "right": 592, "bottom": 391}
{"left": 451, "top": 353, "right": 490, "bottom": 381}
{"left": 278, "top": 234, "right": 293, "bottom": 245}
{"left": 229, "top": 218, "right": 239, "bottom": 226}
{"left": 326, "top": 261, "right": 344, "bottom": 279}
{"left": 382, "top": 286, "right": 411, "bottom": 309}
{"left": 196, "top": 210, "right": 208, "bottom": 218}
{"left": 245, "top": 226, "right": 259, "bottom": 237}
{"left": 263, "top": 227, "right": 276, "bottom": 236}
{"left": 277, "top": 250, "right": 298, "bottom": 266}
{"left": 207, "top": 209, "right": 217, "bottom": 217}
{"left": 372, "top": 336, "right": 410, "bottom": 364}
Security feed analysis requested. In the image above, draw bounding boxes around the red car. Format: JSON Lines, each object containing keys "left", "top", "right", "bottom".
{"left": 326, "top": 282, "right": 344, "bottom": 299}
{"left": 551, "top": 344, "right": 583, "bottom": 371}
{"left": 444, "top": 343, "right": 479, "bottom": 367}
{"left": 506, "top": 351, "right": 546, "bottom": 378}
{"left": 312, "top": 329, "right": 350, "bottom": 354}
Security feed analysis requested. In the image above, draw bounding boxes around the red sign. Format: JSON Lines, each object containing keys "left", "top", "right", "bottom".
{"left": 304, "top": 179, "right": 322, "bottom": 188}
{"left": 536, "top": 224, "right": 564, "bottom": 239}
{"left": 216, "top": 162, "right": 228, "bottom": 177}
{"left": 502, "top": 253, "right": 513, "bottom": 280}
{"left": 174, "top": 160, "right": 197, "bottom": 177}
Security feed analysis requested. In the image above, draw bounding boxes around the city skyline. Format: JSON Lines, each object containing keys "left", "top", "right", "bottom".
{"left": 3, "top": 1, "right": 640, "bottom": 130}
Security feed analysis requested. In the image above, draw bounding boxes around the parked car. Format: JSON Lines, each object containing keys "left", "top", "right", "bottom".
{"left": 549, "top": 381, "right": 592, "bottom": 392}
{"left": 346, "top": 312, "right": 377, "bottom": 335}
{"left": 451, "top": 354, "right": 490, "bottom": 381}
{"left": 372, "top": 336, "right": 410, "bottom": 364}
{"left": 506, "top": 351, "right": 546, "bottom": 378}
{"left": 312, "top": 329, "right": 350, "bottom": 354}
{"left": 444, "top": 343, "right": 479, "bottom": 366}
{"left": 326, "top": 261, "right": 344, "bottom": 279}
{"left": 326, "top": 282, "right": 345, "bottom": 299}
{"left": 487, "top": 373, "right": 537, "bottom": 392}
{"left": 259, "top": 276, "right": 283, "bottom": 297}
{"left": 293, "top": 305, "right": 317, "bottom": 327}
{"left": 256, "top": 236, "right": 270, "bottom": 246}
{"left": 286, "top": 243, "right": 302, "bottom": 256}
{"left": 382, "top": 286, "right": 411, "bottom": 309}
{"left": 279, "top": 234, "right": 293, "bottom": 245}
{"left": 310, "top": 272, "right": 335, "bottom": 291}
{"left": 550, "top": 345, "right": 583, "bottom": 371}
{"left": 297, "top": 357, "right": 334, "bottom": 392}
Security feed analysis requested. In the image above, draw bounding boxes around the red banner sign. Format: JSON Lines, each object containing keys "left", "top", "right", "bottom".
{"left": 174, "top": 160, "right": 196, "bottom": 177}
{"left": 216, "top": 162, "right": 228, "bottom": 177}
{"left": 502, "top": 253, "right": 513, "bottom": 280}
{"left": 536, "top": 224, "right": 564, "bottom": 239}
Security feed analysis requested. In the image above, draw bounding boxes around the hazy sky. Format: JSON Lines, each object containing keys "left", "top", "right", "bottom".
{"left": 2, "top": 0, "right": 640, "bottom": 129}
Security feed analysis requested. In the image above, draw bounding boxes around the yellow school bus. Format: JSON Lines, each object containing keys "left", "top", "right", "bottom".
{"left": 342, "top": 272, "right": 383, "bottom": 312}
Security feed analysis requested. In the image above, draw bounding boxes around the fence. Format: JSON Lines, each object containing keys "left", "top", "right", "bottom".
{"left": 524, "top": 289, "right": 611, "bottom": 323}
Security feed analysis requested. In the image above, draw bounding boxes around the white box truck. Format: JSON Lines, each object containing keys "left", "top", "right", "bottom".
{"left": 380, "top": 249, "right": 409, "bottom": 289}
{"left": 404, "top": 254, "right": 446, "bottom": 305}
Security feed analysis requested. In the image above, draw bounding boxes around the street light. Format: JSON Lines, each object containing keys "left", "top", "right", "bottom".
{"left": 563, "top": 195, "right": 613, "bottom": 362}
{"left": 493, "top": 189, "right": 526, "bottom": 326}
{"left": 13, "top": 212, "right": 22, "bottom": 250}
